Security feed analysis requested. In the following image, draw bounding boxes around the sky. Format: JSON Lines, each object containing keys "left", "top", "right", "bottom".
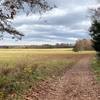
{"left": 0, "top": 0, "right": 98, "bottom": 45}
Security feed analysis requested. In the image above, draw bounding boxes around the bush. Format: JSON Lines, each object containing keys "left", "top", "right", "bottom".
{"left": 73, "top": 39, "right": 93, "bottom": 52}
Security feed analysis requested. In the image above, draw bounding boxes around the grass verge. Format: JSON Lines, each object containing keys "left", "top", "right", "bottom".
{"left": 92, "top": 58, "right": 100, "bottom": 82}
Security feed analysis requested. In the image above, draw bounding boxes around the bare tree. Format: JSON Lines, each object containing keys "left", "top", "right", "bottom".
{"left": 0, "top": 0, "right": 53, "bottom": 39}
{"left": 73, "top": 39, "right": 93, "bottom": 52}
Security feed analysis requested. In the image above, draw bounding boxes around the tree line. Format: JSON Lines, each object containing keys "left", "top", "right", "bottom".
{"left": 73, "top": 39, "right": 93, "bottom": 52}
{"left": 0, "top": 40, "right": 93, "bottom": 50}
{"left": 0, "top": 43, "right": 74, "bottom": 49}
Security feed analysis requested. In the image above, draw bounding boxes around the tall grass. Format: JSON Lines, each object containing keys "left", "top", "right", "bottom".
{"left": 0, "top": 54, "right": 74, "bottom": 99}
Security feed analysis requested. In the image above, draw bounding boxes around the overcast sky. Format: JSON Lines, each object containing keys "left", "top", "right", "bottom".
{"left": 0, "top": 0, "right": 98, "bottom": 45}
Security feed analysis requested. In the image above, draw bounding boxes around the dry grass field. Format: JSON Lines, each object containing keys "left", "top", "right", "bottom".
{"left": 0, "top": 48, "right": 96, "bottom": 99}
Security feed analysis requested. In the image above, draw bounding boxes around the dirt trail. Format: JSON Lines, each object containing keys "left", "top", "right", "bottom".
{"left": 26, "top": 56, "right": 100, "bottom": 100}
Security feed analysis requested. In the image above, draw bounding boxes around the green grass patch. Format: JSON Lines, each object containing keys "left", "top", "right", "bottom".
{"left": 92, "top": 59, "right": 100, "bottom": 82}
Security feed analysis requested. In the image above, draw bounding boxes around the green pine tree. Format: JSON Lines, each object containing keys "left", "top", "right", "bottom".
{"left": 90, "top": 19, "right": 100, "bottom": 59}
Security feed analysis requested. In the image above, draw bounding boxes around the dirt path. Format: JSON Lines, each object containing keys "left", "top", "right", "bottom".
{"left": 26, "top": 56, "right": 100, "bottom": 100}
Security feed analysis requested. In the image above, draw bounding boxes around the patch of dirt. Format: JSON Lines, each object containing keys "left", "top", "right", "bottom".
{"left": 25, "top": 55, "right": 100, "bottom": 100}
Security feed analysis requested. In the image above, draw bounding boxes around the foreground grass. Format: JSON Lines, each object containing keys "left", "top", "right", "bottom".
{"left": 92, "top": 59, "right": 100, "bottom": 82}
{"left": 0, "top": 60, "right": 74, "bottom": 99}
{"left": 0, "top": 50, "right": 77, "bottom": 99}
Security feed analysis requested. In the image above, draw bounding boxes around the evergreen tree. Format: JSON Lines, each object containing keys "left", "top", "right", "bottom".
{"left": 90, "top": 19, "right": 100, "bottom": 59}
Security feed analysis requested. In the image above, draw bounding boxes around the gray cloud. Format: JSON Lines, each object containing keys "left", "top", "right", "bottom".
{"left": 0, "top": 0, "right": 97, "bottom": 45}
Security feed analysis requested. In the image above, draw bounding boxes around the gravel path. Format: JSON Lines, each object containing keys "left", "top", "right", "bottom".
{"left": 26, "top": 55, "right": 100, "bottom": 100}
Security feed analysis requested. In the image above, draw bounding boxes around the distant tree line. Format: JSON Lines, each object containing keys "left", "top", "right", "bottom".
{"left": 73, "top": 39, "right": 93, "bottom": 52}
{"left": 0, "top": 40, "right": 93, "bottom": 50}
{"left": 0, "top": 43, "right": 74, "bottom": 49}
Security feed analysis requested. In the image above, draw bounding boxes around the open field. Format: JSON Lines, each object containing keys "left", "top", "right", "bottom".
{"left": 0, "top": 48, "right": 95, "bottom": 67}
{"left": 0, "top": 48, "right": 95, "bottom": 57}
{"left": 0, "top": 48, "right": 97, "bottom": 99}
